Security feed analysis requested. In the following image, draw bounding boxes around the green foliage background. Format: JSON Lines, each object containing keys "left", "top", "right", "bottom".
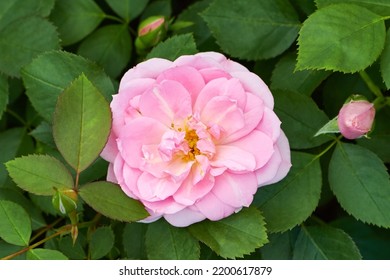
{"left": 0, "top": 0, "right": 390, "bottom": 260}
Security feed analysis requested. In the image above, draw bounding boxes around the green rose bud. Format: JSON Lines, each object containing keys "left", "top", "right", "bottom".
{"left": 136, "top": 16, "right": 167, "bottom": 53}
{"left": 52, "top": 189, "right": 78, "bottom": 215}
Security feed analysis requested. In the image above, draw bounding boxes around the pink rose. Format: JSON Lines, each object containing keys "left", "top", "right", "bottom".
{"left": 337, "top": 100, "right": 375, "bottom": 140}
{"left": 101, "top": 52, "right": 291, "bottom": 227}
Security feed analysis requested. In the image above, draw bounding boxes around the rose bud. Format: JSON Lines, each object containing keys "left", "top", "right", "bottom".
{"left": 337, "top": 99, "right": 375, "bottom": 139}
{"left": 136, "top": 16, "right": 167, "bottom": 51}
{"left": 52, "top": 188, "right": 78, "bottom": 215}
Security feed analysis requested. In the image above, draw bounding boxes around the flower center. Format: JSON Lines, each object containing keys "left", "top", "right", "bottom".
{"left": 183, "top": 128, "right": 201, "bottom": 161}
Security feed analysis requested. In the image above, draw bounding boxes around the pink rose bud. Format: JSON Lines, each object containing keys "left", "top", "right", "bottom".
{"left": 101, "top": 52, "right": 292, "bottom": 227}
{"left": 337, "top": 100, "right": 375, "bottom": 139}
{"left": 137, "top": 16, "right": 167, "bottom": 50}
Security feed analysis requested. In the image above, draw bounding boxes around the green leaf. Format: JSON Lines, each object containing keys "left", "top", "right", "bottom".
{"left": 329, "top": 143, "right": 390, "bottom": 228}
{"left": 146, "top": 34, "right": 197, "bottom": 61}
{"left": 6, "top": 154, "right": 73, "bottom": 196}
{"left": 314, "top": 116, "right": 340, "bottom": 137}
{"left": 141, "top": 0, "right": 171, "bottom": 20}
{"left": 58, "top": 235, "right": 86, "bottom": 260}
{"left": 21, "top": 50, "right": 114, "bottom": 122}
{"left": 78, "top": 24, "right": 132, "bottom": 78}
{"left": 0, "top": 128, "right": 27, "bottom": 187}
{"left": 105, "top": 0, "right": 149, "bottom": 22}
{"left": 29, "top": 121, "right": 55, "bottom": 148}
{"left": 254, "top": 152, "right": 322, "bottom": 233}
{"left": 189, "top": 207, "right": 268, "bottom": 259}
{"left": 52, "top": 74, "right": 111, "bottom": 173}
{"left": 380, "top": 28, "right": 390, "bottom": 89}
{"left": 122, "top": 223, "right": 148, "bottom": 259}
{"left": 297, "top": 4, "right": 386, "bottom": 73}
{"left": 260, "top": 229, "right": 299, "bottom": 260}
{"left": 146, "top": 220, "right": 200, "bottom": 260}
{"left": 50, "top": 0, "right": 104, "bottom": 46}
{"left": 0, "top": 16, "right": 60, "bottom": 77}
{"left": 201, "top": 0, "right": 300, "bottom": 60}
{"left": 0, "top": 240, "right": 25, "bottom": 259}
{"left": 293, "top": 225, "right": 362, "bottom": 259}
{"left": 90, "top": 226, "right": 115, "bottom": 260}
{"left": 271, "top": 53, "right": 330, "bottom": 96}
{"left": 0, "top": 73, "right": 8, "bottom": 120}
{"left": 316, "top": 0, "right": 390, "bottom": 16}
{"left": 0, "top": 200, "right": 31, "bottom": 246}
{"left": 0, "top": 0, "right": 55, "bottom": 30}
{"left": 79, "top": 181, "right": 149, "bottom": 222}
{"left": 27, "top": 248, "right": 68, "bottom": 260}
{"left": 273, "top": 90, "right": 331, "bottom": 149}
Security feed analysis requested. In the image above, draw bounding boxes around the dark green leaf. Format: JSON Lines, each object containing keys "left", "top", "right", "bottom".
{"left": 329, "top": 143, "right": 390, "bottom": 228}
{"left": 201, "top": 0, "right": 300, "bottom": 60}
{"left": 58, "top": 235, "right": 86, "bottom": 260}
{"left": 146, "top": 34, "right": 197, "bottom": 61}
{"left": 90, "top": 226, "right": 115, "bottom": 260}
{"left": 0, "top": 0, "right": 55, "bottom": 30}
{"left": 52, "top": 74, "right": 111, "bottom": 173}
{"left": 122, "top": 223, "right": 148, "bottom": 259}
{"left": 273, "top": 90, "right": 331, "bottom": 149}
{"left": 271, "top": 53, "right": 330, "bottom": 96}
{"left": 78, "top": 24, "right": 132, "bottom": 78}
{"left": 79, "top": 181, "right": 149, "bottom": 222}
{"left": 297, "top": 4, "right": 386, "bottom": 73}
{"left": 260, "top": 229, "right": 299, "bottom": 260}
{"left": 141, "top": 0, "right": 171, "bottom": 20}
{"left": 22, "top": 50, "right": 114, "bottom": 122}
{"left": 0, "top": 16, "right": 60, "bottom": 77}
{"left": 105, "top": 0, "right": 149, "bottom": 22}
{"left": 0, "top": 128, "right": 27, "bottom": 187}
{"left": 6, "top": 154, "right": 73, "bottom": 195}
{"left": 50, "top": 0, "right": 104, "bottom": 46}
{"left": 0, "top": 73, "right": 8, "bottom": 120}
{"left": 29, "top": 194, "right": 58, "bottom": 216}
{"left": 29, "top": 121, "right": 55, "bottom": 148}
{"left": 146, "top": 220, "right": 200, "bottom": 260}
{"left": 0, "top": 200, "right": 31, "bottom": 246}
{"left": 293, "top": 225, "right": 361, "bottom": 259}
{"left": 316, "top": 0, "right": 390, "bottom": 16}
{"left": 380, "top": 28, "right": 390, "bottom": 89}
{"left": 189, "top": 207, "right": 267, "bottom": 259}
{"left": 27, "top": 248, "right": 68, "bottom": 260}
{"left": 254, "top": 152, "right": 322, "bottom": 233}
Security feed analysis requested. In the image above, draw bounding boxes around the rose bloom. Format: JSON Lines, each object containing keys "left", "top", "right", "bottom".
{"left": 101, "top": 52, "right": 291, "bottom": 227}
{"left": 337, "top": 100, "right": 375, "bottom": 140}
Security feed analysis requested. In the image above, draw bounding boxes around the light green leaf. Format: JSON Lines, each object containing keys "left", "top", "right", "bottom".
{"left": 0, "top": 0, "right": 55, "bottom": 30}
{"left": 27, "top": 248, "right": 68, "bottom": 260}
{"left": 314, "top": 116, "right": 340, "bottom": 137}
{"left": 380, "top": 28, "right": 390, "bottom": 89}
{"left": 21, "top": 50, "right": 114, "bottom": 122}
{"left": 271, "top": 53, "right": 330, "bottom": 96}
{"left": 6, "top": 154, "right": 73, "bottom": 196}
{"left": 52, "top": 74, "right": 111, "bottom": 173}
{"left": 189, "top": 207, "right": 268, "bottom": 259}
{"left": 146, "top": 34, "right": 197, "bottom": 61}
{"left": 146, "top": 220, "right": 200, "bottom": 260}
{"left": 79, "top": 181, "right": 149, "bottom": 222}
{"left": 0, "top": 128, "right": 27, "bottom": 187}
{"left": 105, "top": 0, "right": 149, "bottom": 22}
{"left": 78, "top": 24, "right": 132, "bottom": 78}
{"left": 0, "top": 73, "right": 8, "bottom": 120}
{"left": 316, "top": 0, "right": 390, "bottom": 16}
{"left": 0, "top": 200, "right": 31, "bottom": 246}
{"left": 122, "top": 223, "right": 148, "bottom": 259}
{"left": 0, "top": 16, "right": 60, "bottom": 77}
{"left": 50, "top": 0, "right": 105, "bottom": 46}
{"left": 329, "top": 143, "right": 390, "bottom": 228}
{"left": 273, "top": 90, "right": 331, "bottom": 149}
{"left": 254, "top": 152, "right": 322, "bottom": 233}
{"left": 297, "top": 4, "right": 386, "bottom": 73}
{"left": 90, "top": 227, "right": 115, "bottom": 260}
{"left": 201, "top": 0, "right": 300, "bottom": 60}
{"left": 293, "top": 225, "right": 361, "bottom": 259}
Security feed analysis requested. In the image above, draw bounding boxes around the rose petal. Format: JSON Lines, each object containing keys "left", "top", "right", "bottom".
{"left": 106, "top": 163, "right": 117, "bottom": 183}
{"left": 118, "top": 117, "right": 167, "bottom": 168}
{"left": 174, "top": 52, "right": 223, "bottom": 70}
{"left": 212, "top": 172, "right": 258, "bottom": 208}
{"left": 231, "top": 71, "right": 274, "bottom": 109}
{"left": 122, "top": 162, "right": 142, "bottom": 199}
{"left": 156, "top": 66, "right": 205, "bottom": 101}
{"left": 101, "top": 131, "right": 119, "bottom": 162}
{"left": 164, "top": 207, "right": 206, "bottom": 227}
{"left": 139, "top": 80, "right": 192, "bottom": 126}
{"left": 199, "top": 68, "right": 231, "bottom": 83}
{"left": 195, "top": 192, "right": 236, "bottom": 221}
{"left": 211, "top": 145, "right": 256, "bottom": 172}
{"left": 256, "top": 107, "right": 281, "bottom": 143}
{"left": 142, "top": 197, "right": 186, "bottom": 215}
{"left": 137, "top": 172, "right": 182, "bottom": 202}
{"left": 119, "top": 58, "right": 172, "bottom": 90}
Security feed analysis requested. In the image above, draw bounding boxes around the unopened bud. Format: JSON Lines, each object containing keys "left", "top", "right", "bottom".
{"left": 136, "top": 16, "right": 167, "bottom": 52}
{"left": 337, "top": 99, "right": 375, "bottom": 139}
{"left": 52, "top": 189, "right": 78, "bottom": 215}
